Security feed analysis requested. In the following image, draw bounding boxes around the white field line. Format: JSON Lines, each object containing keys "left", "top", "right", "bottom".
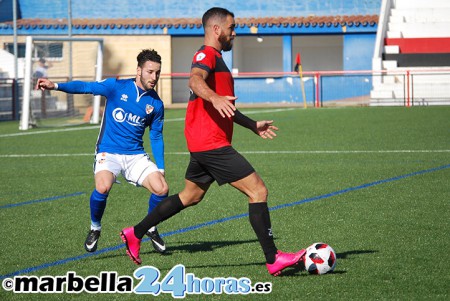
{"left": 0, "top": 125, "right": 100, "bottom": 137}
{"left": 240, "top": 150, "right": 450, "bottom": 154}
{"left": 1, "top": 149, "right": 449, "bottom": 158}
{"left": 0, "top": 108, "right": 296, "bottom": 138}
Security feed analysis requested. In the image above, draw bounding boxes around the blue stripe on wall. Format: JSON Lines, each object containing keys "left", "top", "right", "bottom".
{"left": 16, "top": 0, "right": 381, "bottom": 19}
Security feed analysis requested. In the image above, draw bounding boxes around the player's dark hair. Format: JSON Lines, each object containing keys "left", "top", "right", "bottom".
{"left": 202, "top": 7, "right": 234, "bottom": 28}
{"left": 137, "top": 49, "right": 161, "bottom": 67}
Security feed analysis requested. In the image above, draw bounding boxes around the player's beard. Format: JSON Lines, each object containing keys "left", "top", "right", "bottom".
{"left": 219, "top": 33, "right": 233, "bottom": 52}
{"left": 140, "top": 73, "right": 155, "bottom": 91}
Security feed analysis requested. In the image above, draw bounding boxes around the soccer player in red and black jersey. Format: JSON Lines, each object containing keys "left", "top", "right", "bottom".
{"left": 121, "top": 7, "right": 306, "bottom": 276}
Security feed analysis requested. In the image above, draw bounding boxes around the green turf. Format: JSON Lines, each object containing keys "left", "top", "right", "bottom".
{"left": 1, "top": 106, "right": 449, "bottom": 300}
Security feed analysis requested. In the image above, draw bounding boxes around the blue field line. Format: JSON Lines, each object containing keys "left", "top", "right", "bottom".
{"left": 1, "top": 163, "right": 449, "bottom": 280}
{"left": 0, "top": 192, "right": 86, "bottom": 209}
{"left": 270, "top": 163, "right": 450, "bottom": 211}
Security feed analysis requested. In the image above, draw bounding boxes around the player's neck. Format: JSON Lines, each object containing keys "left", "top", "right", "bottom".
{"left": 134, "top": 80, "right": 149, "bottom": 94}
{"left": 204, "top": 37, "right": 222, "bottom": 52}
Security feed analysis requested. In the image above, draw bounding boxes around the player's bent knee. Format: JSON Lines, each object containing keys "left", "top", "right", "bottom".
{"left": 179, "top": 193, "right": 205, "bottom": 207}
{"left": 95, "top": 184, "right": 111, "bottom": 195}
{"left": 251, "top": 184, "right": 268, "bottom": 202}
{"left": 154, "top": 186, "right": 169, "bottom": 196}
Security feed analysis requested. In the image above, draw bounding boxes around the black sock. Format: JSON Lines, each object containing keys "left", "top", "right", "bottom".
{"left": 134, "top": 194, "right": 185, "bottom": 239}
{"left": 249, "top": 202, "right": 278, "bottom": 264}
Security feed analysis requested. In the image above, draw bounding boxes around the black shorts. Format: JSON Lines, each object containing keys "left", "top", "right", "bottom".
{"left": 185, "top": 146, "right": 255, "bottom": 186}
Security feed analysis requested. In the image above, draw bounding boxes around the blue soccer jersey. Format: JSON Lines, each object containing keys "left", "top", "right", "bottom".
{"left": 57, "top": 78, "right": 165, "bottom": 169}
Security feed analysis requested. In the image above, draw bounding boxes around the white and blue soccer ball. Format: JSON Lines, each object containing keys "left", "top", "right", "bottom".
{"left": 304, "top": 242, "right": 337, "bottom": 275}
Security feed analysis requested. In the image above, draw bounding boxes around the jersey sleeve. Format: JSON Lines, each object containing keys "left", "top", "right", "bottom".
{"left": 191, "top": 49, "right": 215, "bottom": 74}
{"left": 57, "top": 78, "right": 116, "bottom": 97}
{"left": 149, "top": 104, "right": 165, "bottom": 170}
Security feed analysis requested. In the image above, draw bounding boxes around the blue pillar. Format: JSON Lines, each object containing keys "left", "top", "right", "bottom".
{"left": 222, "top": 50, "right": 233, "bottom": 71}
{"left": 343, "top": 34, "right": 376, "bottom": 71}
{"left": 282, "top": 35, "right": 292, "bottom": 72}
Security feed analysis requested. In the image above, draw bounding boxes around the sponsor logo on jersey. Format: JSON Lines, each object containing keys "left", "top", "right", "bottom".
{"left": 112, "top": 108, "right": 146, "bottom": 126}
{"left": 195, "top": 52, "right": 206, "bottom": 62}
{"left": 146, "top": 104, "right": 154, "bottom": 114}
{"left": 120, "top": 94, "right": 128, "bottom": 102}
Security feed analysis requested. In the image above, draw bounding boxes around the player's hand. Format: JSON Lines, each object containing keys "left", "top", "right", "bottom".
{"left": 210, "top": 95, "right": 237, "bottom": 118}
{"left": 256, "top": 120, "right": 278, "bottom": 139}
{"left": 35, "top": 78, "right": 55, "bottom": 91}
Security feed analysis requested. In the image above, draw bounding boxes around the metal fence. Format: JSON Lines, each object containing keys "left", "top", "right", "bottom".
{"left": 1, "top": 69, "right": 449, "bottom": 121}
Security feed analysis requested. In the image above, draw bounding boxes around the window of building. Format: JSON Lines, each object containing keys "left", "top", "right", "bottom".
{"left": 4, "top": 42, "right": 63, "bottom": 60}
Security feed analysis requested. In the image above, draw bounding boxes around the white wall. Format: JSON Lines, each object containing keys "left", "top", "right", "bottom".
{"left": 172, "top": 35, "right": 343, "bottom": 73}
{"left": 171, "top": 37, "right": 203, "bottom": 73}
{"left": 293, "top": 36, "right": 343, "bottom": 72}
{"left": 233, "top": 36, "right": 283, "bottom": 73}
{"left": 0, "top": 49, "right": 25, "bottom": 78}
{"left": 170, "top": 34, "right": 344, "bottom": 102}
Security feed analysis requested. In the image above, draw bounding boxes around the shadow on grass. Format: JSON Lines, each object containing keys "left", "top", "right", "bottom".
{"left": 102, "top": 241, "right": 378, "bottom": 277}
{"left": 98, "top": 238, "right": 259, "bottom": 261}
{"left": 281, "top": 249, "right": 378, "bottom": 277}
{"left": 337, "top": 249, "right": 378, "bottom": 260}
{"left": 165, "top": 238, "right": 260, "bottom": 253}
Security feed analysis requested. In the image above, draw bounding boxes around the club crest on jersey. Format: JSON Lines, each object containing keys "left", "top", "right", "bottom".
{"left": 120, "top": 94, "right": 128, "bottom": 102}
{"left": 195, "top": 52, "right": 206, "bottom": 62}
{"left": 146, "top": 104, "right": 154, "bottom": 114}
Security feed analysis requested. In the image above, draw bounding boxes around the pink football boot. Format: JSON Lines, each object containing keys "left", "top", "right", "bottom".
{"left": 120, "top": 227, "right": 142, "bottom": 265}
{"left": 266, "top": 249, "right": 306, "bottom": 276}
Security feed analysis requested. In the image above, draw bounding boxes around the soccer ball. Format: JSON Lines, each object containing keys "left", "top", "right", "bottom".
{"left": 304, "top": 242, "right": 337, "bottom": 275}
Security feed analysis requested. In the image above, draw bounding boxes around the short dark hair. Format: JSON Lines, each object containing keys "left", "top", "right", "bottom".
{"left": 137, "top": 49, "right": 161, "bottom": 67}
{"left": 202, "top": 7, "right": 234, "bottom": 28}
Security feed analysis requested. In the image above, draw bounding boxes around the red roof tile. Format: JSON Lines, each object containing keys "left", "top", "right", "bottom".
{"left": 5, "top": 15, "right": 378, "bottom": 29}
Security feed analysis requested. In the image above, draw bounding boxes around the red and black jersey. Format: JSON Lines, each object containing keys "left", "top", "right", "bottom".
{"left": 185, "top": 45, "right": 235, "bottom": 152}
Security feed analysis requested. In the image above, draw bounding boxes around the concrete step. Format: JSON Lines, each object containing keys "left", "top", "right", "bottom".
{"left": 388, "top": 22, "right": 450, "bottom": 37}
{"left": 370, "top": 90, "right": 394, "bottom": 99}
{"left": 370, "top": 98, "right": 450, "bottom": 106}
{"left": 389, "top": 15, "right": 405, "bottom": 24}
{"left": 391, "top": 8, "right": 450, "bottom": 22}
{"left": 386, "top": 31, "right": 403, "bottom": 38}
{"left": 383, "top": 60, "right": 398, "bottom": 69}
{"left": 369, "top": 101, "right": 405, "bottom": 107}
{"left": 385, "top": 45, "right": 399, "bottom": 54}
{"left": 377, "top": 73, "right": 450, "bottom": 84}
{"left": 394, "top": 0, "right": 450, "bottom": 9}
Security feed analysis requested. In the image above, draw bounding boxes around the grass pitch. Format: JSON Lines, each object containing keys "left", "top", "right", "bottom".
{"left": 1, "top": 106, "right": 449, "bottom": 300}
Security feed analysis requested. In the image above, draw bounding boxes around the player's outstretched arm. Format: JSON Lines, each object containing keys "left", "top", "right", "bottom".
{"left": 35, "top": 78, "right": 56, "bottom": 91}
{"left": 255, "top": 120, "right": 278, "bottom": 139}
{"left": 234, "top": 110, "right": 278, "bottom": 139}
{"left": 36, "top": 79, "right": 109, "bottom": 96}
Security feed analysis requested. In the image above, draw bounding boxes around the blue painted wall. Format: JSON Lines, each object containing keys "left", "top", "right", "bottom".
{"left": 235, "top": 74, "right": 373, "bottom": 104}
{"left": 15, "top": 0, "right": 380, "bottom": 19}
{"left": 344, "top": 34, "right": 376, "bottom": 71}
{"left": 235, "top": 76, "right": 316, "bottom": 105}
{"left": 0, "top": 0, "right": 21, "bottom": 22}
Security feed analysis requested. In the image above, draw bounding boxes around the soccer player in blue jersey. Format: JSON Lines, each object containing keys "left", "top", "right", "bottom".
{"left": 36, "top": 49, "right": 168, "bottom": 254}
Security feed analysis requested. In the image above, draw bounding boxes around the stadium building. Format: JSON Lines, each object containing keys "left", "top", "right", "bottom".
{"left": 0, "top": 0, "right": 448, "bottom": 124}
